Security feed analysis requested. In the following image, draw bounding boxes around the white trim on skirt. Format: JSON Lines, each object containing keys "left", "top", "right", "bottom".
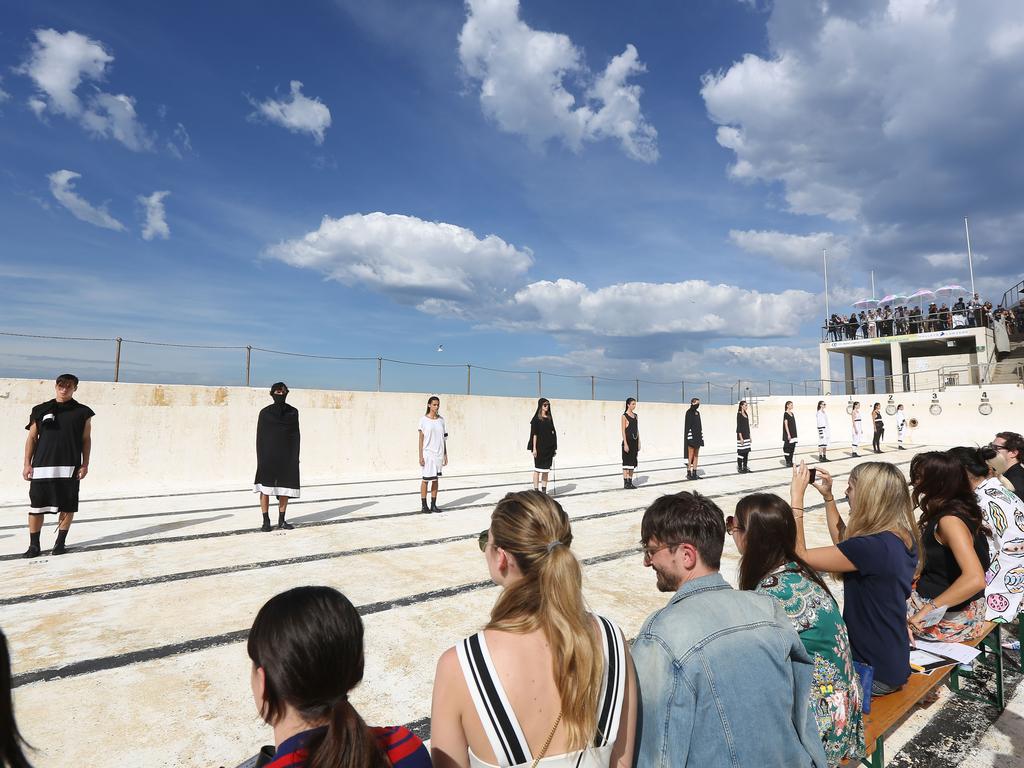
{"left": 253, "top": 484, "right": 300, "bottom": 498}
{"left": 30, "top": 465, "right": 76, "bottom": 479}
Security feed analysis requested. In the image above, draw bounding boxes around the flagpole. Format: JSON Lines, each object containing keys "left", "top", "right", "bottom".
{"left": 964, "top": 216, "right": 976, "bottom": 296}
{"left": 871, "top": 270, "right": 875, "bottom": 300}
{"left": 823, "top": 248, "right": 830, "bottom": 318}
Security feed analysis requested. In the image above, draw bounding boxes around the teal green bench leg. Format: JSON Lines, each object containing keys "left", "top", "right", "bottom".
{"left": 861, "top": 737, "right": 884, "bottom": 768}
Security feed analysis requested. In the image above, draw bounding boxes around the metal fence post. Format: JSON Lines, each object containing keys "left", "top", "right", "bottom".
{"left": 467, "top": 364, "right": 471, "bottom": 395}
{"left": 768, "top": 379, "right": 772, "bottom": 396}
{"left": 245, "top": 345, "right": 252, "bottom": 386}
{"left": 537, "top": 371, "right": 542, "bottom": 397}
{"left": 376, "top": 357, "right": 382, "bottom": 392}
{"left": 635, "top": 378, "right": 639, "bottom": 401}
{"left": 591, "top": 375, "right": 595, "bottom": 400}
{"left": 681, "top": 380, "right": 685, "bottom": 403}
{"left": 114, "top": 337, "right": 122, "bottom": 382}
{"left": 707, "top": 381, "right": 711, "bottom": 403}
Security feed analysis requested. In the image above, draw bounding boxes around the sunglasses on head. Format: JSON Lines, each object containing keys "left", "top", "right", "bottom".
{"left": 478, "top": 529, "right": 489, "bottom": 551}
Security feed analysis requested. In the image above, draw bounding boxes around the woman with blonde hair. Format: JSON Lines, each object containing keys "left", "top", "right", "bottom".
{"left": 790, "top": 462, "right": 921, "bottom": 696}
{"left": 431, "top": 491, "right": 637, "bottom": 768}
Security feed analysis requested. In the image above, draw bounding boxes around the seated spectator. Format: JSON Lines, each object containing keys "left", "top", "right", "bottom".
{"left": 1, "top": 629, "right": 33, "bottom": 768}
{"left": 631, "top": 491, "right": 827, "bottom": 768}
{"left": 990, "top": 431, "right": 1024, "bottom": 498}
{"left": 431, "top": 490, "right": 636, "bottom": 768}
{"left": 791, "top": 462, "right": 920, "bottom": 696}
{"left": 246, "top": 586, "right": 430, "bottom": 768}
{"left": 730, "top": 493, "right": 865, "bottom": 767}
{"left": 948, "top": 446, "right": 1024, "bottom": 627}
{"left": 907, "top": 452, "right": 990, "bottom": 643}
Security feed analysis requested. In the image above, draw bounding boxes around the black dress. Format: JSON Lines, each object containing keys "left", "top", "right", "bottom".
{"left": 622, "top": 413, "right": 639, "bottom": 469}
{"left": 782, "top": 412, "right": 798, "bottom": 459}
{"left": 684, "top": 407, "right": 703, "bottom": 448}
{"left": 736, "top": 413, "right": 751, "bottom": 458}
{"left": 254, "top": 402, "right": 301, "bottom": 497}
{"left": 529, "top": 416, "right": 557, "bottom": 470}
{"left": 26, "top": 399, "right": 94, "bottom": 514}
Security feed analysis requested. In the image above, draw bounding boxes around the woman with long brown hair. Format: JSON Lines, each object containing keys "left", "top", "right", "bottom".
{"left": 729, "top": 494, "right": 864, "bottom": 766}
{"left": 907, "top": 452, "right": 990, "bottom": 642}
{"left": 247, "top": 586, "right": 430, "bottom": 768}
{"left": 431, "top": 491, "right": 637, "bottom": 768}
{"left": 790, "top": 462, "right": 920, "bottom": 696}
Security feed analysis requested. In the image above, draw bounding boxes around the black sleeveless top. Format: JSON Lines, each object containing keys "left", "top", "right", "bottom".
{"left": 916, "top": 511, "right": 990, "bottom": 611}
{"left": 623, "top": 413, "right": 638, "bottom": 443}
{"left": 782, "top": 412, "right": 797, "bottom": 441}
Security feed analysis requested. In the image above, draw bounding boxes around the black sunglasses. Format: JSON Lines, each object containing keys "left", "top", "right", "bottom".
{"left": 478, "top": 529, "right": 489, "bottom": 551}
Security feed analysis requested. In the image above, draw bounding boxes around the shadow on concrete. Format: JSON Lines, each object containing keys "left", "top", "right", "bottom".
{"left": 552, "top": 484, "right": 577, "bottom": 496}
{"left": 633, "top": 475, "right": 650, "bottom": 486}
{"left": 289, "top": 501, "right": 377, "bottom": 524}
{"left": 75, "top": 514, "right": 235, "bottom": 547}
{"left": 444, "top": 492, "right": 490, "bottom": 508}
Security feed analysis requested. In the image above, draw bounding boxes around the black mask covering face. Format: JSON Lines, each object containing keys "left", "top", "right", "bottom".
{"left": 271, "top": 392, "right": 287, "bottom": 405}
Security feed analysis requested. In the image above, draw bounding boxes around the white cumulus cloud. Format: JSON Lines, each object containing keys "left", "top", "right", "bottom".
{"left": 252, "top": 81, "right": 332, "bottom": 144}
{"left": 17, "top": 28, "right": 152, "bottom": 151}
{"left": 701, "top": 1, "right": 1024, "bottom": 281}
{"left": 458, "top": 0, "right": 657, "bottom": 161}
{"left": 139, "top": 191, "right": 170, "bottom": 240}
{"left": 48, "top": 170, "right": 126, "bottom": 231}
{"left": 497, "top": 279, "right": 816, "bottom": 340}
{"left": 265, "top": 212, "right": 533, "bottom": 306}
{"left": 729, "top": 229, "right": 849, "bottom": 269}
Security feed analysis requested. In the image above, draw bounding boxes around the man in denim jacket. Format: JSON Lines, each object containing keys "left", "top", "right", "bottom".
{"left": 632, "top": 492, "right": 828, "bottom": 768}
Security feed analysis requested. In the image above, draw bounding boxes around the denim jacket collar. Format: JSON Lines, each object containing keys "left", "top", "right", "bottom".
{"left": 669, "top": 571, "right": 731, "bottom": 605}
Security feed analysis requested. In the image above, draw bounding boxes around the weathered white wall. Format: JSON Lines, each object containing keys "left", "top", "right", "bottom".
{"left": 0, "top": 378, "right": 1021, "bottom": 502}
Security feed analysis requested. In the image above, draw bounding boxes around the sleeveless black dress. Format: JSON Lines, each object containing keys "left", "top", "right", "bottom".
{"left": 622, "top": 412, "right": 639, "bottom": 469}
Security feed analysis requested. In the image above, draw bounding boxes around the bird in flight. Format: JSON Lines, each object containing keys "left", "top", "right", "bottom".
{"left": 436, "top": 344, "right": 444, "bottom": 353}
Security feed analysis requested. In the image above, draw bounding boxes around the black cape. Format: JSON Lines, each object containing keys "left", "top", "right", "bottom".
{"left": 684, "top": 407, "right": 703, "bottom": 447}
{"left": 255, "top": 403, "right": 300, "bottom": 493}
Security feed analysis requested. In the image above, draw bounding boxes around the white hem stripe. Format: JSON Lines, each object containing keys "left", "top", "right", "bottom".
{"left": 253, "top": 484, "right": 300, "bottom": 498}
{"left": 31, "top": 466, "right": 76, "bottom": 480}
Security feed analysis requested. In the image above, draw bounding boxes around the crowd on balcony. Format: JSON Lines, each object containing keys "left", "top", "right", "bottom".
{"left": 826, "top": 294, "right": 1021, "bottom": 341}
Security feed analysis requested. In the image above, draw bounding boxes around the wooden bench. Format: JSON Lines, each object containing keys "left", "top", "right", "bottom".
{"left": 859, "top": 621, "right": 1004, "bottom": 768}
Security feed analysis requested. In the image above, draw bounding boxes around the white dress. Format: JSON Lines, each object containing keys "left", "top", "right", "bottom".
{"left": 457, "top": 615, "right": 627, "bottom": 768}
{"left": 851, "top": 414, "right": 863, "bottom": 450}
{"left": 419, "top": 415, "right": 447, "bottom": 479}
{"left": 816, "top": 410, "right": 831, "bottom": 448}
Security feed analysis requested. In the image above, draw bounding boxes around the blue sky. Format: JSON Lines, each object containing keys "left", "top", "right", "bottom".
{"left": 1, "top": 0, "right": 1021, "bottom": 397}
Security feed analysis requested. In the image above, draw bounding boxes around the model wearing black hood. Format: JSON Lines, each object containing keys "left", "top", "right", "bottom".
{"left": 254, "top": 382, "right": 301, "bottom": 532}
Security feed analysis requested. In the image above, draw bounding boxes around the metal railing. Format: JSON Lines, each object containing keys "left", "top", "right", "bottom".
{"left": 819, "top": 314, "right": 988, "bottom": 343}
{"left": 1000, "top": 278, "right": 1024, "bottom": 310}
{"left": 0, "top": 330, "right": 818, "bottom": 405}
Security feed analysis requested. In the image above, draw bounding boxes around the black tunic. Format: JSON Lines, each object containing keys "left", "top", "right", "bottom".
{"left": 622, "top": 413, "right": 639, "bottom": 469}
{"left": 736, "top": 413, "right": 751, "bottom": 456}
{"left": 254, "top": 403, "right": 301, "bottom": 496}
{"left": 782, "top": 412, "right": 797, "bottom": 442}
{"left": 26, "top": 398, "right": 94, "bottom": 514}
{"left": 529, "top": 416, "right": 557, "bottom": 470}
{"left": 684, "top": 407, "right": 703, "bottom": 448}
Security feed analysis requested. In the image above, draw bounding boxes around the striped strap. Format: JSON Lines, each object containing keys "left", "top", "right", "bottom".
{"left": 456, "top": 633, "right": 530, "bottom": 767}
{"left": 594, "top": 615, "right": 626, "bottom": 748}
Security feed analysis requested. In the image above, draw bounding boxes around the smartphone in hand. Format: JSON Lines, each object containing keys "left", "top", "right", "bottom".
{"left": 808, "top": 467, "right": 817, "bottom": 484}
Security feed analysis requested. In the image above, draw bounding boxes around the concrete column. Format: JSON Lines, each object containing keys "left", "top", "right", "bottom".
{"left": 889, "top": 341, "right": 905, "bottom": 392}
{"left": 865, "top": 356, "right": 876, "bottom": 394}
{"left": 882, "top": 357, "right": 893, "bottom": 394}
{"left": 818, "top": 344, "right": 832, "bottom": 394}
{"left": 844, "top": 353, "right": 855, "bottom": 395}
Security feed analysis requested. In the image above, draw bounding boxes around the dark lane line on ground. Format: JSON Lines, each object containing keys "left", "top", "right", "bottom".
{"left": 0, "top": 447, "right": 902, "bottom": 562}
{"left": 10, "top": 547, "right": 638, "bottom": 688}
{"left": 0, "top": 445, "right": 825, "bottom": 531}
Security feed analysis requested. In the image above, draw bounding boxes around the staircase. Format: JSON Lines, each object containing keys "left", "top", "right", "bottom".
{"left": 990, "top": 339, "right": 1024, "bottom": 385}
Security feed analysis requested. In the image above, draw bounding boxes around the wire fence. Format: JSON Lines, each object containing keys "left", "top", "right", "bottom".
{"left": 0, "top": 330, "right": 831, "bottom": 404}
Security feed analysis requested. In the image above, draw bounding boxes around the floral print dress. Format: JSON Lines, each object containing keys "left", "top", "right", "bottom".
{"left": 757, "top": 564, "right": 865, "bottom": 767}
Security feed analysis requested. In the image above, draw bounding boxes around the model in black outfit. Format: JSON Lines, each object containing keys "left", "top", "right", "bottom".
{"left": 871, "top": 402, "right": 884, "bottom": 453}
{"left": 684, "top": 398, "right": 703, "bottom": 480}
{"left": 782, "top": 400, "right": 797, "bottom": 467}
{"left": 529, "top": 398, "right": 557, "bottom": 493}
{"left": 621, "top": 398, "right": 639, "bottom": 489}
{"left": 254, "top": 382, "right": 300, "bottom": 531}
{"left": 736, "top": 400, "right": 751, "bottom": 473}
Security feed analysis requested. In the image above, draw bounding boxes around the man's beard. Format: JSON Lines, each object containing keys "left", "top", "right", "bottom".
{"left": 654, "top": 567, "right": 679, "bottom": 593}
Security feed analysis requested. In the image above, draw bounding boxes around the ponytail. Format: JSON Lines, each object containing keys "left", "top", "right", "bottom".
{"left": 487, "top": 491, "right": 603, "bottom": 751}
{"left": 310, "top": 698, "right": 389, "bottom": 768}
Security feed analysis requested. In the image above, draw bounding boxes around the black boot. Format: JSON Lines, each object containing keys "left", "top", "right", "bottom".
{"left": 627, "top": 478, "right": 636, "bottom": 489}
{"left": 52, "top": 528, "right": 69, "bottom": 555}
{"left": 431, "top": 498, "right": 441, "bottom": 513}
{"left": 743, "top": 457, "right": 750, "bottom": 473}
{"left": 624, "top": 478, "right": 630, "bottom": 489}
{"left": 24, "top": 531, "right": 41, "bottom": 559}
{"left": 421, "top": 497, "right": 430, "bottom": 514}
{"left": 737, "top": 459, "right": 744, "bottom": 474}
{"left": 261, "top": 513, "right": 272, "bottom": 532}
{"left": 277, "top": 514, "right": 294, "bottom": 530}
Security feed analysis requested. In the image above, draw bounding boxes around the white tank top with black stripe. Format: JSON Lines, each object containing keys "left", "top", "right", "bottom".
{"left": 456, "top": 614, "right": 627, "bottom": 768}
